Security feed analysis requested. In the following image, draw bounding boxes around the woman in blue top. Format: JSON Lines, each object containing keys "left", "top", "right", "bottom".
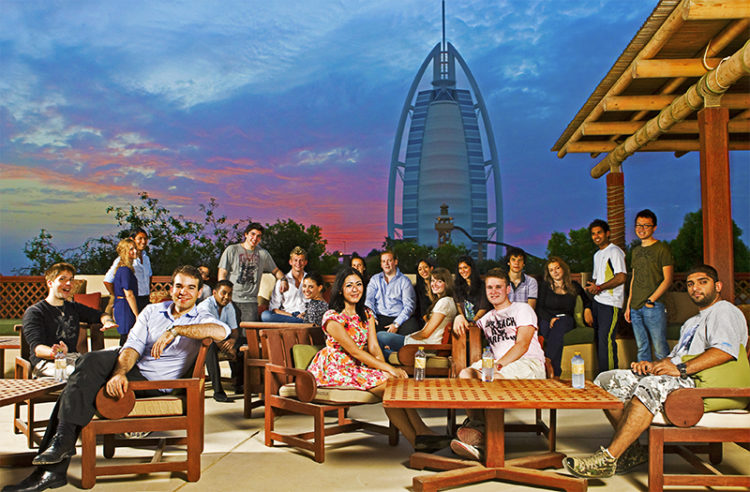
{"left": 113, "top": 238, "right": 139, "bottom": 346}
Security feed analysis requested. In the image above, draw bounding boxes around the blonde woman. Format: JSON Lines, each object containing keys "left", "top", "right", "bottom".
{"left": 113, "top": 238, "right": 139, "bottom": 345}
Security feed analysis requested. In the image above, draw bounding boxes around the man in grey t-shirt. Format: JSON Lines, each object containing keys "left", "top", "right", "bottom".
{"left": 565, "top": 264, "right": 748, "bottom": 480}
{"left": 218, "top": 222, "right": 287, "bottom": 323}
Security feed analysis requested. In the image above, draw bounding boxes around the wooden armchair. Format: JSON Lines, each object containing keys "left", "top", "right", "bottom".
{"left": 78, "top": 338, "right": 211, "bottom": 489}
{"left": 648, "top": 353, "right": 750, "bottom": 491}
{"left": 240, "top": 321, "right": 315, "bottom": 417}
{"left": 262, "top": 326, "right": 398, "bottom": 463}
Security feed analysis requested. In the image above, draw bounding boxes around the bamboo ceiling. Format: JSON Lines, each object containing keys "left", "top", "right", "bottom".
{"left": 552, "top": 0, "right": 750, "bottom": 178}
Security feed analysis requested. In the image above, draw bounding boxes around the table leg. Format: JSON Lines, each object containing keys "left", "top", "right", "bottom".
{"left": 484, "top": 408, "right": 504, "bottom": 468}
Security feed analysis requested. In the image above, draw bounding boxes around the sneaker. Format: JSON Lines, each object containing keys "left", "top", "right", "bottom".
{"left": 564, "top": 446, "right": 617, "bottom": 479}
{"left": 615, "top": 441, "right": 648, "bottom": 475}
{"left": 450, "top": 439, "right": 483, "bottom": 461}
{"left": 456, "top": 419, "right": 485, "bottom": 448}
{"left": 118, "top": 431, "right": 152, "bottom": 439}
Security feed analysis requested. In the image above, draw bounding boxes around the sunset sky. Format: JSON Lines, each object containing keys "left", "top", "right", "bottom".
{"left": 1, "top": 1, "right": 748, "bottom": 274}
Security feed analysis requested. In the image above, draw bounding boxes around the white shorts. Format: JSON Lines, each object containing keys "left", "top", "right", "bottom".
{"left": 469, "top": 357, "right": 545, "bottom": 379}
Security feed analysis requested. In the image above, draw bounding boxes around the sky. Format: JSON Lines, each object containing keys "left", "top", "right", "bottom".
{"left": 1, "top": 0, "right": 748, "bottom": 274}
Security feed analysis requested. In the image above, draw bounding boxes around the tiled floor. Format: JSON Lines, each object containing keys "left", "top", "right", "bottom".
{"left": 1, "top": 391, "right": 749, "bottom": 491}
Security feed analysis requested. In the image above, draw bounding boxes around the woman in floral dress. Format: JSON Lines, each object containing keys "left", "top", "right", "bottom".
{"left": 307, "top": 267, "right": 447, "bottom": 449}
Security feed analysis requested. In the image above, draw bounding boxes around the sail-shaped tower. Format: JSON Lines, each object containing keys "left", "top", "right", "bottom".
{"left": 387, "top": 6, "right": 502, "bottom": 258}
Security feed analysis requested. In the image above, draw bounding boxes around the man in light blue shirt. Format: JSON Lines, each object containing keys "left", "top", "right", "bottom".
{"left": 197, "top": 279, "right": 238, "bottom": 402}
{"left": 9, "top": 266, "right": 230, "bottom": 492}
{"left": 365, "top": 250, "right": 418, "bottom": 335}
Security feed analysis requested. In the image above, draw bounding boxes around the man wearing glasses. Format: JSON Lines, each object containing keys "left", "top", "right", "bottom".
{"left": 625, "top": 209, "right": 673, "bottom": 362}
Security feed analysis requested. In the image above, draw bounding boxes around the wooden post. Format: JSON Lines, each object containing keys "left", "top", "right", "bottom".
{"left": 698, "top": 107, "right": 734, "bottom": 302}
{"left": 606, "top": 171, "right": 626, "bottom": 251}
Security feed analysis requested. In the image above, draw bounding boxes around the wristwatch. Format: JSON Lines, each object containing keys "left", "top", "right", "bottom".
{"left": 645, "top": 299, "right": 655, "bottom": 307}
{"left": 676, "top": 362, "right": 688, "bottom": 379}
{"left": 168, "top": 326, "right": 178, "bottom": 337}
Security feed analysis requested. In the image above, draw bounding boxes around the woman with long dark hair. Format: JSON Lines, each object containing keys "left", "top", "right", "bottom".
{"left": 307, "top": 268, "right": 447, "bottom": 450}
{"left": 414, "top": 258, "right": 435, "bottom": 326}
{"left": 536, "top": 256, "right": 593, "bottom": 376}
{"left": 452, "top": 255, "right": 489, "bottom": 335}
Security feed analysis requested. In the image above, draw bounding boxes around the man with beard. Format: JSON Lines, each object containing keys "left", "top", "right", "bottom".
{"left": 565, "top": 264, "right": 748, "bottom": 480}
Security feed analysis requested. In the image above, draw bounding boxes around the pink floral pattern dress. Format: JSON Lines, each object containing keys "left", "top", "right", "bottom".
{"left": 307, "top": 309, "right": 389, "bottom": 390}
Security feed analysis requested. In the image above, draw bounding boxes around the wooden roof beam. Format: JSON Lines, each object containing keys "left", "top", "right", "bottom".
{"left": 603, "top": 93, "right": 750, "bottom": 111}
{"left": 556, "top": 0, "right": 689, "bottom": 158}
{"left": 682, "top": 0, "right": 750, "bottom": 20}
{"left": 632, "top": 58, "right": 721, "bottom": 78}
{"left": 582, "top": 120, "right": 750, "bottom": 135}
{"left": 591, "top": 39, "right": 750, "bottom": 178}
{"left": 569, "top": 140, "right": 750, "bottom": 153}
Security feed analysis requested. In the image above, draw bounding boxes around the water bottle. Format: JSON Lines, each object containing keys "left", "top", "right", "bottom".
{"left": 54, "top": 349, "right": 67, "bottom": 382}
{"left": 414, "top": 346, "right": 426, "bottom": 382}
{"left": 571, "top": 351, "right": 585, "bottom": 389}
{"left": 481, "top": 346, "right": 494, "bottom": 382}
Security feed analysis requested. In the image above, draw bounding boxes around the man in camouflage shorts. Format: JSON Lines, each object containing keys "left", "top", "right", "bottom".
{"left": 564, "top": 264, "right": 749, "bottom": 479}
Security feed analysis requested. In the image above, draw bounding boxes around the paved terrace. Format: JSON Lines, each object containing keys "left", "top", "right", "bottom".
{"left": 2, "top": 386, "right": 749, "bottom": 491}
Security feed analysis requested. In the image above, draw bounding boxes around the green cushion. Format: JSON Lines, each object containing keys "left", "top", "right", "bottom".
{"left": 666, "top": 323, "right": 682, "bottom": 341}
{"left": 573, "top": 296, "right": 585, "bottom": 329}
{"left": 682, "top": 344, "right": 750, "bottom": 412}
{"left": 292, "top": 344, "right": 323, "bottom": 369}
{"left": 563, "top": 326, "right": 595, "bottom": 346}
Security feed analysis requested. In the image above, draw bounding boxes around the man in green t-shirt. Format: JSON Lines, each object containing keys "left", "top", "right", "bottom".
{"left": 625, "top": 209, "right": 673, "bottom": 361}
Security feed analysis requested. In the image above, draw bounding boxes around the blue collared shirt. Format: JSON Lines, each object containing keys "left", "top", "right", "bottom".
{"left": 365, "top": 269, "right": 416, "bottom": 327}
{"left": 508, "top": 273, "right": 538, "bottom": 303}
{"left": 123, "top": 301, "right": 231, "bottom": 387}
{"left": 196, "top": 295, "right": 238, "bottom": 331}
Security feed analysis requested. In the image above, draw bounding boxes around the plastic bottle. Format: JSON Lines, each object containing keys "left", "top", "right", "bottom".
{"left": 481, "top": 346, "right": 494, "bottom": 382}
{"left": 571, "top": 351, "right": 585, "bottom": 389}
{"left": 414, "top": 346, "right": 426, "bottom": 382}
{"left": 54, "top": 349, "right": 67, "bottom": 382}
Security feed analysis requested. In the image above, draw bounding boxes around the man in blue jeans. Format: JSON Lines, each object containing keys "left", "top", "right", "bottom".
{"left": 625, "top": 209, "right": 673, "bottom": 361}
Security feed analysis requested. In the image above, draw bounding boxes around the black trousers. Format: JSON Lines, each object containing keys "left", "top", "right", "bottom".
{"left": 375, "top": 315, "right": 420, "bottom": 336}
{"left": 592, "top": 299, "right": 619, "bottom": 374}
{"left": 205, "top": 343, "right": 225, "bottom": 394}
{"left": 37, "top": 350, "right": 161, "bottom": 474}
{"left": 538, "top": 316, "right": 575, "bottom": 377}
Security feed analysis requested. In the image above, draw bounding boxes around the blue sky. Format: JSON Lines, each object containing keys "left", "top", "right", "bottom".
{"left": 1, "top": 0, "right": 748, "bottom": 273}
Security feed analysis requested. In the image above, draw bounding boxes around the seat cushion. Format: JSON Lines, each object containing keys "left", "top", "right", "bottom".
{"left": 94, "top": 395, "right": 184, "bottom": 418}
{"left": 387, "top": 352, "right": 450, "bottom": 368}
{"left": 683, "top": 344, "right": 750, "bottom": 412}
{"left": 563, "top": 326, "right": 595, "bottom": 345}
{"left": 292, "top": 344, "right": 323, "bottom": 369}
{"left": 279, "top": 383, "right": 380, "bottom": 404}
{"left": 653, "top": 408, "right": 750, "bottom": 428}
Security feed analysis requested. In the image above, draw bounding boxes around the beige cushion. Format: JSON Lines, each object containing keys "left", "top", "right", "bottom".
{"left": 387, "top": 352, "right": 450, "bottom": 368}
{"left": 663, "top": 292, "right": 699, "bottom": 324}
{"left": 279, "top": 383, "right": 380, "bottom": 404}
{"left": 653, "top": 408, "right": 750, "bottom": 428}
{"left": 93, "top": 395, "right": 184, "bottom": 419}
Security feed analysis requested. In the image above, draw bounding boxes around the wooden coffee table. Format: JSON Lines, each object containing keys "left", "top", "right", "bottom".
{"left": 383, "top": 378, "right": 623, "bottom": 492}
{"left": 0, "top": 378, "right": 66, "bottom": 466}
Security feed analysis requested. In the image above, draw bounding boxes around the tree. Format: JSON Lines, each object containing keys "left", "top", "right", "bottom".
{"left": 19, "top": 229, "right": 66, "bottom": 275}
{"left": 260, "top": 219, "right": 335, "bottom": 274}
{"left": 545, "top": 227, "right": 597, "bottom": 273}
{"left": 669, "top": 209, "right": 750, "bottom": 272}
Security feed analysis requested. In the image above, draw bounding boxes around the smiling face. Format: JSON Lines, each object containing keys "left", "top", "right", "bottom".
{"left": 686, "top": 272, "right": 721, "bottom": 309}
{"left": 380, "top": 253, "right": 397, "bottom": 276}
{"left": 171, "top": 273, "right": 200, "bottom": 313}
{"left": 133, "top": 231, "right": 148, "bottom": 252}
{"left": 342, "top": 274, "right": 364, "bottom": 305}
{"left": 48, "top": 270, "right": 75, "bottom": 301}
{"left": 485, "top": 276, "right": 511, "bottom": 309}
{"left": 417, "top": 261, "right": 433, "bottom": 280}
{"left": 244, "top": 228, "right": 263, "bottom": 249}
{"left": 547, "top": 262, "right": 564, "bottom": 283}
{"left": 430, "top": 276, "right": 446, "bottom": 296}
{"left": 350, "top": 257, "right": 365, "bottom": 274}
{"left": 213, "top": 285, "right": 233, "bottom": 307}
{"left": 198, "top": 266, "right": 210, "bottom": 281}
{"left": 289, "top": 253, "right": 307, "bottom": 275}
{"left": 590, "top": 226, "right": 610, "bottom": 249}
{"left": 302, "top": 277, "right": 323, "bottom": 300}
{"left": 458, "top": 261, "right": 471, "bottom": 280}
{"left": 128, "top": 244, "right": 138, "bottom": 260}
{"left": 634, "top": 217, "right": 656, "bottom": 241}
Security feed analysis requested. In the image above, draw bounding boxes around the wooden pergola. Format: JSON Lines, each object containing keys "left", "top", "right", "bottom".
{"left": 553, "top": 0, "right": 750, "bottom": 302}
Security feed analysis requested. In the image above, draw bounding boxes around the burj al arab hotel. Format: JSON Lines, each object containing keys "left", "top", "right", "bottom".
{"left": 386, "top": 5, "right": 502, "bottom": 258}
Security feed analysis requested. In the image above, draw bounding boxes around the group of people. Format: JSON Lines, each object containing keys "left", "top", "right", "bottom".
{"left": 7, "top": 210, "right": 748, "bottom": 492}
